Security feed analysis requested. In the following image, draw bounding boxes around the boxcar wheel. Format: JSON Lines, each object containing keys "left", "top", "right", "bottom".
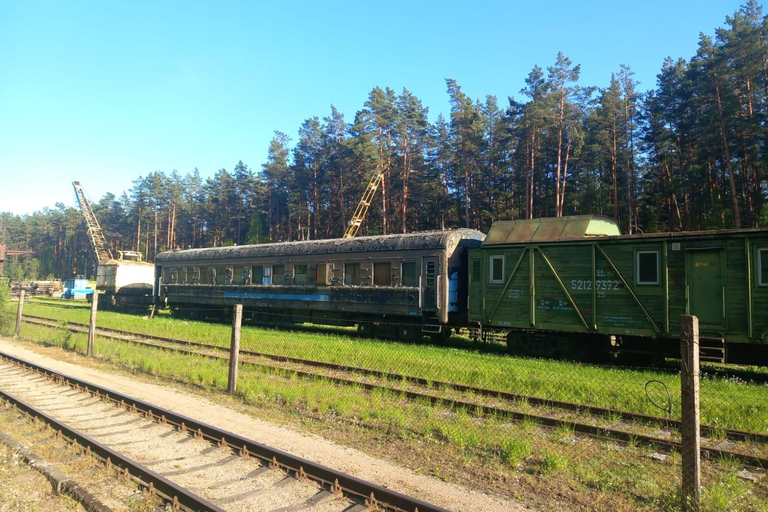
{"left": 357, "top": 323, "right": 375, "bottom": 338}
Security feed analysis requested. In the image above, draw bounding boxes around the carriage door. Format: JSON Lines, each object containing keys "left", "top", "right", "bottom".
{"left": 687, "top": 249, "right": 725, "bottom": 328}
{"left": 422, "top": 257, "right": 438, "bottom": 310}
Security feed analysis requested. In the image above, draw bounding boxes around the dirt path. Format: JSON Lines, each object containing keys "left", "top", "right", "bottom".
{"left": 0, "top": 336, "right": 530, "bottom": 512}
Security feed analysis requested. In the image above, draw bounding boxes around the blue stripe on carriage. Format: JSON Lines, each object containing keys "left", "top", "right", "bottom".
{"left": 223, "top": 292, "right": 330, "bottom": 302}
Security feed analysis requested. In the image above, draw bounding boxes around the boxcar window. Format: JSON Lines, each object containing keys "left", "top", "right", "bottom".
{"left": 489, "top": 255, "right": 505, "bottom": 284}
{"left": 636, "top": 251, "right": 659, "bottom": 285}
{"left": 273, "top": 264, "right": 285, "bottom": 285}
{"left": 373, "top": 262, "right": 392, "bottom": 286}
{"left": 402, "top": 261, "right": 417, "bottom": 287}
{"left": 345, "top": 262, "right": 361, "bottom": 285}
{"left": 295, "top": 264, "right": 308, "bottom": 285}
{"left": 759, "top": 249, "right": 768, "bottom": 286}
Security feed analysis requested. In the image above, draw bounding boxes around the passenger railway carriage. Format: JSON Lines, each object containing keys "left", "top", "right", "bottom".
{"left": 154, "top": 230, "right": 485, "bottom": 341}
{"left": 468, "top": 216, "right": 768, "bottom": 365}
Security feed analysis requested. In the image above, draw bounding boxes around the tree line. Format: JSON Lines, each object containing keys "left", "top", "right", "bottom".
{"left": 2, "top": 1, "right": 767, "bottom": 281}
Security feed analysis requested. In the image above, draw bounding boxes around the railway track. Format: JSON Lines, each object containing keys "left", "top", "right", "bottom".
{"left": 21, "top": 314, "right": 768, "bottom": 468}
{"left": 0, "top": 351, "right": 450, "bottom": 512}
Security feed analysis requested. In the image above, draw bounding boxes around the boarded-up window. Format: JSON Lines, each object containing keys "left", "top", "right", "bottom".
{"left": 273, "top": 265, "right": 285, "bottom": 285}
{"left": 636, "top": 251, "right": 659, "bottom": 285}
{"left": 317, "top": 263, "right": 331, "bottom": 285}
{"left": 295, "top": 264, "right": 308, "bottom": 285}
{"left": 345, "top": 262, "right": 361, "bottom": 285}
{"left": 489, "top": 255, "right": 505, "bottom": 283}
{"left": 759, "top": 249, "right": 768, "bottom": 286}
{"left": 373, "top": 262, "right": 391, "bottom": 286}
{"left": 232, "top": 266, "right": 244, "bottom": 285}
{"left": 402, "top": 261, "right": 417, "bottom": 287}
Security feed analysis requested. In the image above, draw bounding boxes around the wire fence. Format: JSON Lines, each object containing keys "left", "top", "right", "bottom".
{"left": 9, "top": 298, "right": 768, "bottom": 511}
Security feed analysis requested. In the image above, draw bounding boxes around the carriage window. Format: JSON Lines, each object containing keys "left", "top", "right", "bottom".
{"left": 759, "top": 249, "right": 768, "bottom": 286}
{"left": 295, "top": 264, "right": 308, "bottom": 285}
{"left": 252, "top": 265, "right": 263, "bottom": 284}
{"left": 637, "top": 251, "right": 659, "bottom": 285}
{"left": 345, "top": 262, "right": 361, "bottom": 285}
{"left": 215, "top": 266, "right": 230, "bottom": 285}
{"left": 373, "top": 262, "right": 391, "bottom": 286}
{"left": 239, "top": 266, "right": 251, "bottom": 285}
{"left": 162, "top": 267, "right": 172, "bottom": 283}
{"left": 273, "top": 264, "right": 285, "bottom": 285}
{"left": 489, "top": 255, "right": 505, "bottom": 284}
{"left": 170, "top": 268, "right": 178, "bottom": 284}
{"left": 199, "top": 266, "right": 210, "bottom": 284}
{"left": 232, "top": 266, "right": 244, "bottom": 285}
{"left": 402, "top": 261, "right": 417, "bottom": 287}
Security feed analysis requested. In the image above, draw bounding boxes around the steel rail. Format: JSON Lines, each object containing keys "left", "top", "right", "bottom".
{"left": 0, "top": 351, "right": 450, "bottom": 512}
{"left": 0, "top": 387, "right": 226, "bottom": 512}
{"left": 22, "top": 314, "right": 768, "bottom": 446}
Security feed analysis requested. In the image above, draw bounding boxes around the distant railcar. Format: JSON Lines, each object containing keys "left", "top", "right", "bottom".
{"left": 468, "top": 215, "right": 768, "bottom": 365}
{"left": 154, "top": 230, "right": 485, "bottom": 341}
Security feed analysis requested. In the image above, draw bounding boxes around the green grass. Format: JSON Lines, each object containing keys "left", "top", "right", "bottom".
{"left": 21, "top": 300, "right": 768, "bottom": 434}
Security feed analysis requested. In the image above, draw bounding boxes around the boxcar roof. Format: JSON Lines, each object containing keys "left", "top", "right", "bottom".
{"left": 483, "top": 215, "right": 621, "bottom": 245}
{"left": 155, "top": 229, "right": 485, "bottom": 264}
{"left": 483, "top": 215, "right": 768, "bottom": 246}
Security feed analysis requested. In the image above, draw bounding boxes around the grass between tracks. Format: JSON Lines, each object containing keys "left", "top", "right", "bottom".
{"left": 4, "top": 299, "right": 768, "bottom": 511}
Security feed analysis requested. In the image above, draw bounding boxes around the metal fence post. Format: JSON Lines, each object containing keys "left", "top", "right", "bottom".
{"left": 681, "top": 315, "right": 701, "bottom": 512}
{"left": 87, "top": 292, "right": 99, "bottom": 357}
{"left": 14, "top": 289, "right": 24, "bottom": 338}
{"left": 228, "top": 304, "right": 243, "bottom": 394}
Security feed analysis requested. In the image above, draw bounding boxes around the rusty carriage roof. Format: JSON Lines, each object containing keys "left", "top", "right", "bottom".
{"left": 155, "top": 229, "right": 486, "bottom": 264}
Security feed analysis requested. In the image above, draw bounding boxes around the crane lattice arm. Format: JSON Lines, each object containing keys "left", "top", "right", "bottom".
{"left": 343, "top": 164, "right": 386, "bottom": 238}
{"left": 73, "top": 181, "right": 113, "bottom": 264}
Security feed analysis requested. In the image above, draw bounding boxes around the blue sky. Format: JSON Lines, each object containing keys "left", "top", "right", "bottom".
{"left": 0, "top": 0, "right": 750, "bottom": 216}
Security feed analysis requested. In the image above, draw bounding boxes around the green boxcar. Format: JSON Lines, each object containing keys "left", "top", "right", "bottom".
{"left": 468, "top": 215, "right": 768, "bottom": 365}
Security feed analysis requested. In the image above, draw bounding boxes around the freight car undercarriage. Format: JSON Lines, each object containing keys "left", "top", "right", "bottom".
{"left": 167, "top": 301, "right": 457, "bottom": 344}
{"left": 479, "top": 326, "right": 768, "bottom": 366}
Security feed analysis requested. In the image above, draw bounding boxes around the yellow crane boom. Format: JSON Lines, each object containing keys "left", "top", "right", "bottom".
{"left": 72, "top": 181, "right": 114, "bottom": 264}
{"left": 343, "top": 163, "right": 385, "bottom": 238}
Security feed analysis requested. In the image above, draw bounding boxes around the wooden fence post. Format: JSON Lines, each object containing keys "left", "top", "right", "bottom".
{"left": 681, "top": 315, "right": 701, "bottom": 512}
{"left": 14, "top": 289, "right": 24, "bottom": 338}
{"left": 228, "top": 304, "right": 243, "bottom": 394}
{"left": 87, "top": 292, "right": 99, "bottom": 357}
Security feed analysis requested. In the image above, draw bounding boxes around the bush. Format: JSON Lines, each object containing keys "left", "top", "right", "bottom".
{"left": 0, "top": 277, "right": 13, "bottom": 334}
